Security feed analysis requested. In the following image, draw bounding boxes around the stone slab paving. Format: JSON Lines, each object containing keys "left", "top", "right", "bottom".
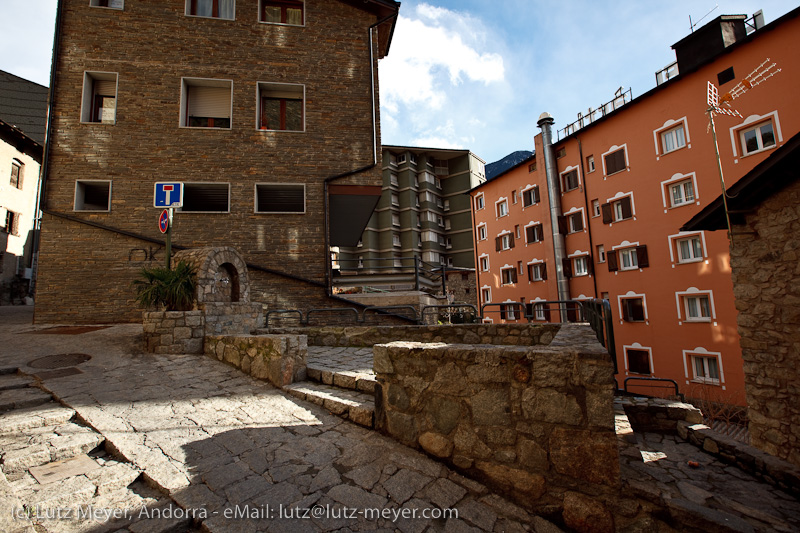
{"left": 0, "top": 307, "right": 553, "bottom": 532}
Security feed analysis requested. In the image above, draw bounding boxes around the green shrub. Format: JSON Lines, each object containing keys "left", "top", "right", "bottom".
{"left": 132, "top": 260, "right": 197, "bottom": 311}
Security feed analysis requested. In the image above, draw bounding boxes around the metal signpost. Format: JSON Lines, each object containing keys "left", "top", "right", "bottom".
{"left": 154, "top": 182, "right": 183, "bottom": 269}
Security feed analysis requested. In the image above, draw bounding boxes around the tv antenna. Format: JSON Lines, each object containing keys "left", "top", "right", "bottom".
{"left": 705, "top": 58, "right": 781, "bottom": 244}
{"left": 690, "top": 4, "right": 718, "bottom": 32}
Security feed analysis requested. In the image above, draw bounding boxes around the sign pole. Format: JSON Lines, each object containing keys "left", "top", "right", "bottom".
{"left": 166, "top": 207, "right": 173, "bottom": 269}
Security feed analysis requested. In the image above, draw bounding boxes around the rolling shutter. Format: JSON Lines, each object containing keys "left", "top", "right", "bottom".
{"left": 188, "top": 86, "right": 231, "bottom": 118}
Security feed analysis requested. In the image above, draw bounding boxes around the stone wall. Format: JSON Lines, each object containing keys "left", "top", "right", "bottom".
{"left": 730, "top": 178, "right": 800, "bottom": 468}
{"left": 267, "top": 323, "right": 560, "bottom": 347}
{"left": 143, "top": 310, "right": 205, "bottom": 354}
{"left": 373, "top": 324, "right": 620, "bottom": 513}
{"left": 205, "top": 334, "right": 307, "bottom": 388}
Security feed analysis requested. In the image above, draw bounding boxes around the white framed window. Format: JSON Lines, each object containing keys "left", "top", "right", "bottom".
{"left": 608, "top": 243, "right": 648, "bottom": 272}
{"left": 186, "top": 0, "right": 235, "bottom": 20}
{"left": 624, "top": 344, "right": 653, "bottom": 375}
{"left": 618, "top": 294, "right": 647, "bottom": 323}
{"left": 496, "top": 199, "right": 508, "bottom": 217}
{"left": 511, "top": 190, "right": 518, "bottom": 204}
{"left": 481, "top": 286, "right": 491, "bottom": 304}
{"left": 683, "top": 349, "right": 724, "bottom": 386}
{"left": 501, "top": 303, "right": 517, "bottom": 321}
{"left": 573, "top": 256, "right": 588, "bottom": 277}
{"left": 254, "top": 183, "right": 305, "bottom": 213}
{"left": 10, "top": 160, "right": 23, "bottom": 190}
{"left": 619, "top": 248, "right": 638, "bottom": 270}
{"left": 258, "top": 82, "right": 304, "bottom": 131}
{"left": 527, "top": 262, "right": 546, "bottom": 282}
{"left": 560, "top": 168, "right": 580, "bottom": 192}
{"left": 533, "top": 302, "right": 547, "bottom": 321}
{"left": 498, "top": 233, "right": 513, "bottom": 251}
{"left": 586, "top": 155, "right": 595, "bottom": 173}
{"left": 391, "top": 193, "right": 399, "bottom": 206}
{"left": 515, "top": 225, "right": 521, "bottom": 239}
{"left": 90, "top": 0, "right": 124, "bottom": 9}
{"left": 501, "top": 267, "right": 517, "bottom": 285}
{"left": 81, "top": 72, "right": 118, "bottom": 124}
{"left": 660, "top": 124, "right": 686, "bottom": 154}
{"left": 562, "top": 210, "right": 584, "bottom": 233}
{"left": 675, "top": 288, "right": 716, "bottom": 322}
{"left": 179, "top": 182, "right": 230, "bottom": 212}
{"left": 74, "top": 180, "right": 112, "bottom": 212}
{"left": 475, "top": 193, "right": 485, "bottom": 210}
{"left": 596, "top": 245, "right": 605, "bottom": 263}
{"left": 477, "top": 223, "right": 487, "bottom": 241}
{"left": 180, "top": 78, "right": 232, "bottom": 129}
{"left": 522, "top": 186, "right": 540, "bottom": 207}
{"left": 591, "top": 199, "right": 600, "bottom": 218}
{"left": 602, "top": 145, "right": 627, "bottom": 176}
{"left": 730, "top": 113, "right": 782, "bottom": 158}
{"left": 479, "top": 255, "right": 489, "bottom": 272}
{"left": 661, "top": 172, "right": 698, "bottom": 210}
{"left": 676, "top": 235, "right": 703, "bottom": 263}
{"left": 525, "top": 223, "right": 544, "bottom": 244}
{"left": 260, "top": 0, "right": 303, "bottom": 25}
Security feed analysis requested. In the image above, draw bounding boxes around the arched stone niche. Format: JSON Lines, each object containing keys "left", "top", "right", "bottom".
{"left": 173, "top": 247, "right": 251, "bottom": 304}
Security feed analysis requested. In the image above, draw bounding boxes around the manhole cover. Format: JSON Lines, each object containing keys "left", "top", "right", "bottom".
{"left": 32, "top": 326, "right": 109, "bottom": 335}
{"left": 28, "top": 353, "right": 92, "bottom": 369}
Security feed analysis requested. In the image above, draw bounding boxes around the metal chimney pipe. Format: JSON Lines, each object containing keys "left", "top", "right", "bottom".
{"left": 537, "top": 113, "right": 571, "bottom": 313}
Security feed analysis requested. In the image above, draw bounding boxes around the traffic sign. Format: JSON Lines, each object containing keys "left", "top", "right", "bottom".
{"left": 159, "top": 209, "right": 169, "bottom": 234}
{"left": 154, "top": 182, "right": 183, "bottom": 208}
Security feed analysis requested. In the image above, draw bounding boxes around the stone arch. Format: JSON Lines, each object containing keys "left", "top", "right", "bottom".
{"left": 173, "top": 247, "right": 251, "bottom": 304}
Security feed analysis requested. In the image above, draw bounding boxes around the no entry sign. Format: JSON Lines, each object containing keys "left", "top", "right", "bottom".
{"left": 159, "top": 209, "right": 169, "bottom": 234}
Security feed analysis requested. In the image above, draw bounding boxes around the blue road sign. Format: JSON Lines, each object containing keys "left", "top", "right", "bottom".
{"left": 154, "top": 182, "right": 183, "bottom": 208}
{"left": 159, "top": 209, "right": 169, "bottom": 233}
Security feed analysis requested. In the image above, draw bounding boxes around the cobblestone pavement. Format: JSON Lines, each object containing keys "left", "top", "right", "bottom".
{"left": 0, "top": 307, "right": 554, "bottom": 532}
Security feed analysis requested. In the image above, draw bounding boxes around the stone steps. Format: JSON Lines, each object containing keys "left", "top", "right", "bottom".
{"left": 1, "top": 421, "right": 105, "bottom": 476}
{"left": 0, "top": 373, "right": 35, "bottom": 392}
{"left": 284, "top": 381, "right": 375, "bottom": 428}
{"left": 0, "top": 372, "right": 53, "bottom": 413}
{"left": 306, "top": 365, "right": 377, "bottom": 394}
{"left": 0, "top": 402, "right": 76, "bottom": 434}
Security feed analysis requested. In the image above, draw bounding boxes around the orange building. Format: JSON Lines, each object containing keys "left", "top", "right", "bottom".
{"left": 470, "top": 8, "right": 800, "bottom": 406}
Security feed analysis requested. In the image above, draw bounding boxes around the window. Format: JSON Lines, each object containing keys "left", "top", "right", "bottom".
{"left": 591, "top": 199, "right": 600, "bottom": 218}
{"left": 619, "top": 248, "right": 638, "bottom": 270}
{"left": 621, "top": 298, "right": 646, "bottom": 322}
{"left": 611, "top": 196, "right": 633, "bottom": 222}
{"left": 258, "top": 83, "right": 304, "bottom": 131}
{"left": 501, "top": 268, "right": 517, "bottom": 285}
{"left": 608, "top": 245, "right": 648, "bottom": 272}
{"left": 261, "top": 0, "right": 302, "bottom": 24}
{"left": 511, "top": 190, "right": 517, "bottom": 204}
{"left": 684, "top": 295, "right": 711, "bottom": 321}
{"left": 586, "top": 155, "right": 595, "bottom": 173}
{"left": 525, "top": 224, "right": 543, "bottom": 243}
{"left": 556, "top": 147, "right": 566, "bottom": 159}
{"left": 444, "top": 200, "right": 450, "bottom": 212}
{"left": 517, "top": 261, "right": 524, "bottom": 275}
{"left": 179, "top": 183, "right": 230, "bottom": 212}
{"left": 496, "top": 233, "right": 514, "bottom": 251}
{"left": 10, "top": 160, "right": 23, "bottom": 189}
{"left": 660, "top": 124, "right": 686, "bottom": 154}
{"left": 477, "top": 224, "right": 487, "bottom": 241}
{"left": 691, "top": 355, "right": 721, "bottom": 384}
{"left": 627, "top": 349, "right": 651, "bottom": 375}
{"left": 500, "top": 304, "right": 517, "bottom": 321}
{"left": 717, "top": 67, "right": 735, "bottom": 86}
{"left": 74, "top": 180, "right": 111, "bottom": 211}
{"left": 391, "top": 193, "right": 399, "bottom": 206}
{"left": 393, "top": 234, "right": 401, "bottom": 247}
{"left": 522, "top": 186, "right": 540, "bottom": 207}
{"left": 475, "top": 194, "right": 484, "bottom": 210}
{"left": 573, "top": 256, "right": 589, "bottom": 277}
{"left": 397, "top": 154, "right": 407, "bottom": 164}
{"left": 436, "top": 178, "right": 442, "bottom": 190}
{"left": 596, "top": 245, "right": 605, "bottom": 263}
{"left": 603, "top": 147, "right": 626, "bottom": 175}
{"left": 528, "top": 262, "right": 546, "bottom": 281}
{"left": 561, "top": 169, "right": 579, "bottom": 192}
{"left": 559, "top": 212, "right": 583, "bottom": 234}
{"left": 392, "top": 213, "right": 400, "bottom": 226}
{"left": 481, "top": 287, "right": 491, "bottom": 303}
{"left": 479, "top": 256, "right": 489, "bottom": 272}
{"left": 255, "top": 183, "right": 304, "bottom": 213}
{"left": 670, "top": 179, "right": 695, "bottom": 207}
{"left": 390, "top": 174, "right": 399, "bottom": 186}
{"left": 358, "top": 256, "right": 364, "bottom": 268}
{"left": 528, "top": 161, "right": 537, "bottom": 172}
{"left": 740, "top": 120, "right": 776, "bottom": 155}
{"left": 676, "top": 236, "right": 703, "bottom": 263}
{"left": 81, "top": 72, "right": 117, "bottom": 124}
{"left": 90, "top": 0, "right": 124, "bottom": 8}
{"left": 496, "top": 200, "right": 508, "bottom": 217}
{"left": 515, "top": 225, "right": 521, "bottom": 239}
{"left": 532, "top": 302, "right": 549, "bottom": 321}
{"left": 3, "top": 210, "right": 20, "bottom": 236}
{"left": 181, "top": 78, "right": 232, "bottom": 129}
{"left": 186, "top": 0, "right": 235, "bottom": 19}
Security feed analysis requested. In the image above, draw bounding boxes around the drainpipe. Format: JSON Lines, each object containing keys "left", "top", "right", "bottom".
{"left": 323, "top": 9, "right": 398, "bottom": 295}
{"left": 537, "top": 112, "right": 571, "bottom": 316}
{"left": 577, "top": 138, "right": 599, "bottom": 299}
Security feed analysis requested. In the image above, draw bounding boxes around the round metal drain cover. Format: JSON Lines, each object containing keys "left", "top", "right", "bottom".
{"left": 28, "top": 353, "right": 92, "bottom": 369}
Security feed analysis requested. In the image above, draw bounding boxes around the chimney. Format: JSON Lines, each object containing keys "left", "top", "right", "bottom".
{"left": 672, "top": 14, "right": 748, "bottom": 73}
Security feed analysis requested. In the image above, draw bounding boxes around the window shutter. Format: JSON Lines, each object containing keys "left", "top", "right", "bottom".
{"left": 495, "top": 236, "right": 502, "bottom": 252}
{"left": 500, "top": 306, "right": 507, "bottom": 320}
{"left": 621, "top": 196, "right": 633, "bottom": 219}
{"left": 605, "top": 149, "right": 626, "bottom": 174}
{"left": 533, "top": 186, "right": 540, "bottom": 203}
{"left": 622, "top": 300, "right": 630, "bottom": 321}
{"left": 511, "top": 270, "right": 518, "bottom": 283}
{"left": 586, "top": 258, "right": 594, "bottom": 276}
{"left": 601, "top": 203, "right": 613, "bottom": 224}
{"left": 541, "top": 262, "right": 548, "bottom": 280}
{"left": 636, "top": 245, "right": 649, "bottom": 268}
{"left": 509, "top": 234, "right": 515, "bottom": 248}
{"left": 528, "top": 264, "right": 534, "bottom": 279}
{"left": 94, "top": 79, "right": 116, "bottom": 96}
{"left": 544, "top": 304, "right": 551, "bottom": 322}
{"left": 188, "top": 86, "right": 231, "bottom": 119}
{"left": 573, "top": 214, "right": 584, "bottom": 232}
{"left": 526, "top": 225, "right": 535, "bottom": 243}
{"left": 608, "top": 251, "right": 619, "bottom": 272}
{"left": 562, "top": 258, "right": 572, "bottom": 279}
{"left": 557, "top": 216, "right": 567, "bottom": 235}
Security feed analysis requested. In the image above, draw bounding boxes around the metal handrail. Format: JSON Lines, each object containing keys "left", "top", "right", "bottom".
{"left": 624, "top": 377, "right": 684, "bottom": 402}
{"left": 421, "top": 304, "right": 479, "bottom": 323}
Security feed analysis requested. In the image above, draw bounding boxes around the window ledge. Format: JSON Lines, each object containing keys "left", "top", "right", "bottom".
{"left": 259, "top": 21, "right": 305, "bottom": 27}
{"left": 684, "top": 318, "right": 712, "bottom": 323}
{"left": 690, "top": 378, "right": 721, "bottom": 386}
{"left": 179, "top": 125, "right": 232, "bottom": 131}
{"left": 676, "top": 258, "right": 704, "bottom": 264}
{"left": 741, "top": 145, "right": 777, "bottom": 158}
{"left": 605, "top": 169, "right": 627, "bottom": 178}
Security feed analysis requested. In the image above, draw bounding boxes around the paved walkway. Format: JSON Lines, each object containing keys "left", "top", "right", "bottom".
{"left": 0, "top": 307, "right": 553, "bottom": 532}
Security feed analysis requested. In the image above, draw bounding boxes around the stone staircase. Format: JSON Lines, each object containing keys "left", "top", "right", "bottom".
{"left": 283, "top": 347, "right": 377, "bottom": 428}
{"left": 0, "top": 368, "right": 190, "bottom": 533}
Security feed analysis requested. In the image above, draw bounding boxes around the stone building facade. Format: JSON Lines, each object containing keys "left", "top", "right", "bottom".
{"left": 683, "top": 133, "right": 800, "bottom": 468}
{"left": 35, "top": 0, "right": 399, "bottom": 323}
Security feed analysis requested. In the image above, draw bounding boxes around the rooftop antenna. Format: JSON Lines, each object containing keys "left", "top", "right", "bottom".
{"left": 705, "top": 58, "right": 781, "bottom": 246}
{"left": 690, "top": 4, "right": 718, "bottom": 32}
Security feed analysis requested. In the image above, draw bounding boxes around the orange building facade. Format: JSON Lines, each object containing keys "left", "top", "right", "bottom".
{"left": 470, "top": 9, "right": 800, "bottom": 406}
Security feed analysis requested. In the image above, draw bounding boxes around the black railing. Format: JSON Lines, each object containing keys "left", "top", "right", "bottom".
{"left": 333, "top": 256, "right": 447, "bottom": 292}
{"left": 624, "top": 377, "right": 684, "bottom": 402}
{"left": 558, "top": 88, "right": 632, "bottom": 140}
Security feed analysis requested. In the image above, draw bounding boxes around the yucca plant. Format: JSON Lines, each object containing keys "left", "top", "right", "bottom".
{"left": 132, "top": 260, "right": 197, "bottom": 311}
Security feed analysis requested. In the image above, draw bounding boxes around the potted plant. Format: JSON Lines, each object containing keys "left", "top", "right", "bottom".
{"left": 133, "top": 260, "right": 197, "bottom": 311}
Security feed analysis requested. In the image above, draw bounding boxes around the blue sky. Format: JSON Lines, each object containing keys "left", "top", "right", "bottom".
{"left": 1, "top": 1, "right": 796, "bottom": 163}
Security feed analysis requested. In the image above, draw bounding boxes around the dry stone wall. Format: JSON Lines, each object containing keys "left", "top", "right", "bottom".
{"left": 205, "top": 334, "right": 307, "bottom": 387}
{"left": 373, "top": 324, "right": 619, "bottom": 512}
{"left": 730, "top": 178, "right": 800, "bottom": 468}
